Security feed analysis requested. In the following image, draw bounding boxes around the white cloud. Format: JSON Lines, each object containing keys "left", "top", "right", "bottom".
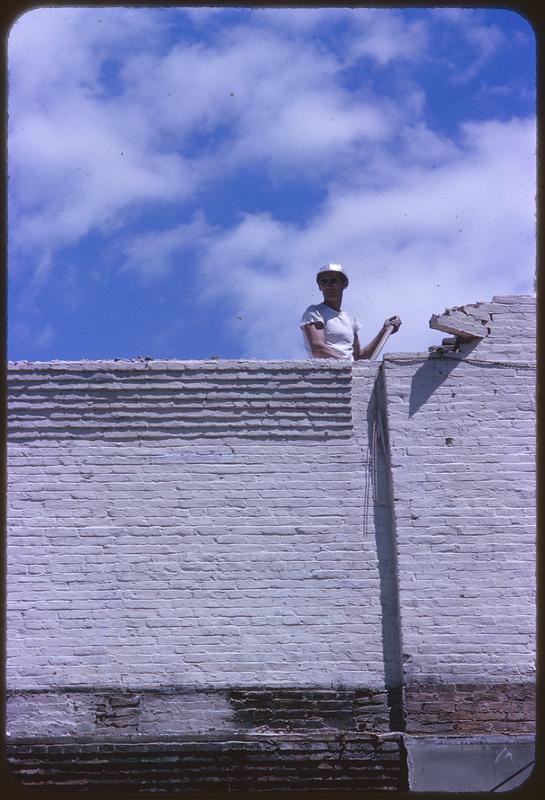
{"left": 225, "top": 89, "right": 394, "bottom": 176}
{"left": 430, "top": 7, "right": 507, "bottom": 83}
{"left": 179, "top": 6, "right": 239, "bottom": 26}
{"left": 10, "top": 6, "right": 429, "bottom": 279}
{"left": 119, "top": 214, "right": 209, "bottom": 281}
{"left": 344, "top": 9, "right": 429, "bottom": 66}
{"left": 241, "top": 7, "right": 429, "bottom": 66}
{"left": 190, "top": 116, "right": 535, "bottom": 359}
{"left": 10, "top": 99, "right": 196, "bottom": 254}
{"left": 251, "top": 7, "right": 347, "bottom": 32}
{"left": 7, "top": 9, "right": 438, "bottom": 234}
{"left": 453, "top": 25, "right": 505, "bottom": 83}
{"left": 12, "top": 319, "right": 57, "bottom": 350}
{"left": 36, "top": 324, "right": 56, "bottom": 348}
{"left": 9, "top": 7, "right": 194, "bottom": 273}
{"left": 119, "top": 24, "right": 399, "bottom": 175}
{"left": 8, "top": 7, "right": 164, "bottom": 104}
{"left": 398, "top": 124, "right": 460, "bottom": 164}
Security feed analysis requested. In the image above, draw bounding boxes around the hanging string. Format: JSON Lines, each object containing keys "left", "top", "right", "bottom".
{"left": 363, "top": 388, "right": 389, "bottom": 538}
{"left": 362, "top": 413, "right": 374, "bottom": 539}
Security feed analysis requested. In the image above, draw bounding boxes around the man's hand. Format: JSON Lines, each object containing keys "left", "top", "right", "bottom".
{"left": 384, "top": 315, "right": 402, "bottom": 333}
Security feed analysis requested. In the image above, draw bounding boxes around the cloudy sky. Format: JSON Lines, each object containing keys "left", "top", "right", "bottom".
{"left": 8, "top": 6, "right": 536, "bottom": 361}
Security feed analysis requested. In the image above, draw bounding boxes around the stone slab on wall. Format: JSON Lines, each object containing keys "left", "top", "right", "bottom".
{"left": 383, "top": 296, "right": 536, "bottom": 733}
{"left": 406, "top": 735, "right": 535, "bottom": 792}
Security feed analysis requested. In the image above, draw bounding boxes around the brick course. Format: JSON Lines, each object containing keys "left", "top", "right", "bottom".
{"left": 404, "top": 681, "right": 535, "bottom": 734}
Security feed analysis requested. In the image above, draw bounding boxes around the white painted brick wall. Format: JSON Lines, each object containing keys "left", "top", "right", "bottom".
{"left": 7, "top": 360, "right": 387, "bottom": 690}
{"left": 7, "top": 296, "right": 536, "bottom": 730}
{"left": 384, "top": 296, "right": 536, "bottom": 684}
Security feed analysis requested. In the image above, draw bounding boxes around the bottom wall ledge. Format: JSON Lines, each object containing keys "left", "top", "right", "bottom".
{"left": 6, "top": 732, "right": 409, "bottom": 792}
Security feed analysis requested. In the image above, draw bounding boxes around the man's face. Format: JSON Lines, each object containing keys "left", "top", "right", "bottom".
{"left": 318, "top": 275, "right": 345, "bottom": 305}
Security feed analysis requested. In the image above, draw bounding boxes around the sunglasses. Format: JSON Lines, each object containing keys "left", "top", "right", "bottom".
{"left": 319, "top": 278, "right": 343, "bottom": 285}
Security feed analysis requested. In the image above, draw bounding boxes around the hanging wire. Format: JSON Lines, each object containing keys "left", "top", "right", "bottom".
{"left": 490, "top": 759, "right": 534, "bottom": 792}
{"left": 362, "top": 386, "right": 389, "bottom": 538}
{"left": 362, "top": 411, "right": 374, "bottom": 539}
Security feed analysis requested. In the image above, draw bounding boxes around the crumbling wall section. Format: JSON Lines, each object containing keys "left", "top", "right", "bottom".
{"left": 383, "top": 295, "right": 536, "bottom": 733}
{"left": 429, "top": 294, "right": 536, "bottom": 359}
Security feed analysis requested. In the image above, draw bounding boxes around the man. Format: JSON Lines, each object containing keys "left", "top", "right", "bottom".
{"left": 301, "top": 263, "right": 401, "bottom": 360}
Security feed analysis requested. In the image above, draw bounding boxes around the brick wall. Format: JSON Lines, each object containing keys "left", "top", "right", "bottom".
{"left": 6, "top": 296, "right": 536, "bottom": 788}
{"left": 7, "top": 360, "right": 400, "bottom": 741}
{"left": 383, "top": 295, "right": 536, "bottom": 733}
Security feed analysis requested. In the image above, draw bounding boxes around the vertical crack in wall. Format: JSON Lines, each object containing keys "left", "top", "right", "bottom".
{"left": 366, "top": 366, "right": 405, "bottom": 731}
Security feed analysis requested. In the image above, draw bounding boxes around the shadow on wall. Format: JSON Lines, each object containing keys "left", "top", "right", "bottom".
{"left": 366, "top": 370, "right": 405, "bottom": 731}
{"left": 409, "top": 341, "right": 480, "bottom": 417}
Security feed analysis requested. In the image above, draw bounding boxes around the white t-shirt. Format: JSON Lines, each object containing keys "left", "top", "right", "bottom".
{"left": 300, "top": 302, "right": 361, "bottom": 361}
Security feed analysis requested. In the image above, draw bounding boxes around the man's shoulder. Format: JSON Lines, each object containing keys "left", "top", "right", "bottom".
{"left": 301, "top": 303, "right": 326, "bottom": 320}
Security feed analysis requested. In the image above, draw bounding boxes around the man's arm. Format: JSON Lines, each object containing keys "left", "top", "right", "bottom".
{"left": 303, "top": 322, "right": 347, "bottom": 359}
{"left": 354, "top": 316, "right": 402, "bottom": 360}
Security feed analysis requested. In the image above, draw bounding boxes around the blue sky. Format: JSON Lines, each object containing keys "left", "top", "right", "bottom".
{"left": 8, "top": 6, "right": 536, "bottom": 361}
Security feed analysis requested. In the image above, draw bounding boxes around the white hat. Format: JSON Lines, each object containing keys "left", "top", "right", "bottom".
{"left": 316, "top": 263, "right": 349, "bottom": 287}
